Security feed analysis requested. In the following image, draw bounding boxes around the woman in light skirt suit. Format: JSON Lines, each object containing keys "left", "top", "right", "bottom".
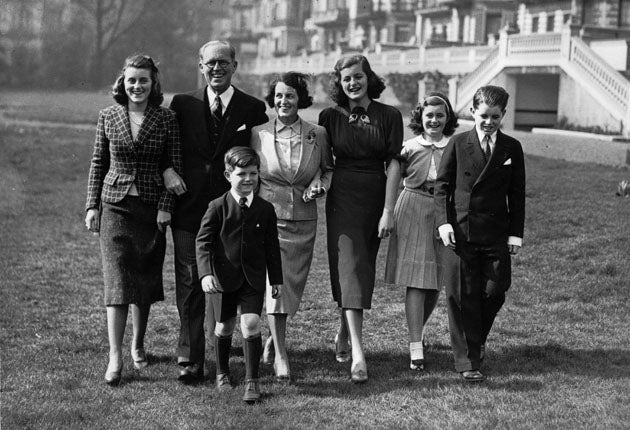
{"left": 251, "top": 72, "right": 333, "bottom": 381}
{"left": 384, "top": 92, "right": 458, "bottom": 371}
{"left": 85, "top": 54, "right": 182, "bottom": 385}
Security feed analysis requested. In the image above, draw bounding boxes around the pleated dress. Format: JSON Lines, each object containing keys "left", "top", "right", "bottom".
{"left": 384, "top": 135, "right": 449, "bottom": 290}
{"left": 319, "top": 102, "right": 403, "bottom": 309}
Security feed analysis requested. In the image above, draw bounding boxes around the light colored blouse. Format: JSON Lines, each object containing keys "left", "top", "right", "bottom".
{"left": 275, "top": 118, "right": 302, "bottom": 176}
{"left": 401, "top": 134, "right": 450, "bottom": 188}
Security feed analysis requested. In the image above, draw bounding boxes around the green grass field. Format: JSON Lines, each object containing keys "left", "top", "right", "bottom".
{"left": 1, "top": 91, "right": 629, "bottom": 429}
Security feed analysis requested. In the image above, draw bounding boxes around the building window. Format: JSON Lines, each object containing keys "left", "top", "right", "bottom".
{"left": 622, "top": 0, "right": 630, "bottom": 26}
{"left": 395, "top": 24, "right": 412, "bottom": 42}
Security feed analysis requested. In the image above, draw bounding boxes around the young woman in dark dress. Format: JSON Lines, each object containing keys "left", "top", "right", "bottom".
{"left": 319, "top": 55, "right": 403, "bottom": 383}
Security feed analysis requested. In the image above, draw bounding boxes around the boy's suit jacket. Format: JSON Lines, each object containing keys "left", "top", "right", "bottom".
{"left": 169, "top": 87, "right": 268, "bottom": 233}
{"left": 251, "top": 118, "right": 333, "bottom": 220}
{"left": 195, "top": 193, "right": 283, "bottom": 293}
{"left": 86, "top": 104, "right": 182, "bottom": 213}
{"left": 434, "top": 128, "right": 525, "bottom": 245}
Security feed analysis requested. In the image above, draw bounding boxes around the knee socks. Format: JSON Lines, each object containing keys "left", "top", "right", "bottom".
{"left": 215, "top": 334, "right": 232, "bottom": 375}
{"left": 243, "top": 334, "right": 262, "bottom": 380}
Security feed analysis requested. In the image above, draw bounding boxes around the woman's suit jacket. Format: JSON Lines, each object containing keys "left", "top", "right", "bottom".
{"left": 251, "top": 118, "right": 333, "bottom": 221}
{"left": 86, "top": 104, "right": 182, "bottom": 213}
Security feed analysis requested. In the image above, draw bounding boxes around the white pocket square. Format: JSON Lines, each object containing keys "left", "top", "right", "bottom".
{"left": 236, "top": 124, "right": 246, "bottom": 132}
{"left": 503, "top": 158, "right": 512, "bottom": 165}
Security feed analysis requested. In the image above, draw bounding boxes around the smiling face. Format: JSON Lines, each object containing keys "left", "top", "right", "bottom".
{"left": 274, "top": 81, "right": 299, "bottom": 124}
{"left": 225, "top": 164, "right": 259, "bottom": 197}
{"left": 471, "top": 102, "right": 505, "bottom": 136}
{"left": 340, "top": 63, "right": 368, "bottom": 104}
{"left": 199, "top": 43, "right": 236, "bottom": 94}
{"left": 123, "top": 67, "right": 152, "bottom": 109}
{"left": 422, "top": 104, "right": 447, "bottom": 140}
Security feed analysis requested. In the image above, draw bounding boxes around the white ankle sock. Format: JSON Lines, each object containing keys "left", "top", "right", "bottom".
{"left": 409, "top": 341, "right": 424, "bottom": 360}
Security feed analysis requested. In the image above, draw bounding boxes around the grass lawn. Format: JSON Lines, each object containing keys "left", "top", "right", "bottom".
{"left": 1, "top": 91, "right": 629, "bottom": 429}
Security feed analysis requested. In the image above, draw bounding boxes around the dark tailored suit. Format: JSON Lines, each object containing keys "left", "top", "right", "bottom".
{"left": 434, "top": 128, "right": 525, "bottom": 372}
{"left": 86, "top": 104, "right": 182, "bottom": 213}
{"left": 195, "top": 193, "right": 283, "bottom": 294}
{"left": 168, "top": 86, "right": 268, "bottom": 365}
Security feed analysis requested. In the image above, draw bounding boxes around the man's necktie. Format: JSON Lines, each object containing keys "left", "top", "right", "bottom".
{"left": 481, "top": 135, "right": 492, "bottom": 162}
{"left": 211, "top": 96, "right": 223, "bottom": 123}
{"left": 238, "top": 197, "right": 247, "bottom": 210}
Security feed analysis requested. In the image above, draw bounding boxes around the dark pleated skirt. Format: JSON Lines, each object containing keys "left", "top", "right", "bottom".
{"left": 326, "top": 167, "right": 386, "bottom": 309}
{"left": 265, "top": 219, "right": 317, "bottom": 316}
{"left": 100, "top": 196, "right": 166, "bottom": 305}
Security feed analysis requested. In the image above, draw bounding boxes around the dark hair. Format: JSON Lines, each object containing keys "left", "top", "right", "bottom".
{"left": 472, "top": 85, "right": 509, "bottom": 111}
{"left": 224, "top": 146, "right": 260, "bottom": 172}
{"left": 199, "top": 40, "right": 236, "bottom": 61}
{"left": 264, "top": 71, "right": 313, "bottom": 109}
{"left": 328, "top": 55, "right": 386, "bottom": 106}
{"left": 408, "top": 92, "right": 459, "bottom": 137}
{"left": 112, "top": 54, "right": 163, "bottom": 107}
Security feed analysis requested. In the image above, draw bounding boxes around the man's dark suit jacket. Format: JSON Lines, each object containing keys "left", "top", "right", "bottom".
{"left": 169, "top": 87, "right": 268, "bottom": 233}
{"left": 434, "top": 128, "right": 526, "bottom": 245}
{"left": 195, "top": 192, "right": 283, "bottom": 293}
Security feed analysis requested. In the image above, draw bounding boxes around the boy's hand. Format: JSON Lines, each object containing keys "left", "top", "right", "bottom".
{"left": 271, "top": 284, "right": 281, "bottom": 299}
{"left": 508, "top": 244, "right": 521, "bottom": 255}
{"left": 201, "top": 275, "right": 220, "bottom": 294}
{"left": 156, "top": 210, "right": 171, "bottom": 233}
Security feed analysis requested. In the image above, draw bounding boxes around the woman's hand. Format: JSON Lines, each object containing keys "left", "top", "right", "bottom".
{"left": 85, "top": 208, "right": 100, "bottom": 234}
{"left": 157, "top": 210, "right": 171, "bottom": 233}
{"left": 163, "top": 167, "right": 187, "bottom": 196}
{"left": 303, "top": 178, "right": 325, "bottom": 202}
{"left": 377, "top": 208, "right": 394, "bottom": 238}
{"left": 271, "top": 284, "right": 282, "bottom": 299}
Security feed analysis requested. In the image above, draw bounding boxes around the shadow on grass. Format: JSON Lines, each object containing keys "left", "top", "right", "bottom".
{"left": 275, "top": 343, "right": 630, "bottom": 398}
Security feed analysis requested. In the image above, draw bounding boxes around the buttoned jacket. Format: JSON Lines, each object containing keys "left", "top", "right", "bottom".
{"left": 195, "top": 193, "right": 283, "bottom": 293}
{"left": 251, "top": 118, "right": 333, "bottom": 221}
{"left": 85, "top": 104, "right": 182, "bottom": 213}
{"left": 434, "top": 128, "right": 526, "bottom": 245}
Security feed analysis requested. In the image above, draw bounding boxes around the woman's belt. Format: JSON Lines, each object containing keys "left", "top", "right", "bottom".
{"left": 406, "top": 182, "right": 435, "bottom": 195}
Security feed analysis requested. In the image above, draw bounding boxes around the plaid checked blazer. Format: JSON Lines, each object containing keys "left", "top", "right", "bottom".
{"left": 85, "top": 104, "right": 183, "bottom": 213}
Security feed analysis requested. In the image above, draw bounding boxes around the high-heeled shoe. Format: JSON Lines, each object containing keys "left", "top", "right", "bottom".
{"left": 104, "top": 364, "right": 122, "bottom": 386}
{"left": 131, "top": 348, "right": 148, "bottom": 370}
{"left": 350, "top": 361, "right": 368, "bottom": 384}
{"left": 334, "top": 334, "right": 351, "bottom": 363}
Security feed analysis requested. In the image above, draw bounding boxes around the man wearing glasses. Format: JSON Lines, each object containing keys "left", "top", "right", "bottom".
{"left": 163, "top": 40, "right": 268, "bottom": 384}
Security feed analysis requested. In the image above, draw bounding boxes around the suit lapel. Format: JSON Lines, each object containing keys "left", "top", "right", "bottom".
{"left": 294, "top": 119, "right": 315, "bottom": 184}
{"left": 113, "top": 105, "right": 135, "bottom": 152}
{"left": 465, "top": 130, "right": 486, "bottom": 177}
{"left": 134, "top": 105, "right": 159, "bottom": 148}
{"left": 190, "top": 88, "right": 213, "bottom": 159}
{"left": 476, "top": 130, "right": 510, "bottom": 184}
{"left": 214, "top": 88, "right": 245, "bottom": 160}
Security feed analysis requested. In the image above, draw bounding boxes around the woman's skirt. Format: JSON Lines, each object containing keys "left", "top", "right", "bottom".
{"left": 99, "top": 196, "right": 166, "bottom": 305}
{"left": 266, "top": 219, "right": 317, "bottom": 316}
{"left": 384, "top": 188, "right": 442, "bottom": 290}
{"left": 326, "top": 168, "right": 386, "bottom": 309}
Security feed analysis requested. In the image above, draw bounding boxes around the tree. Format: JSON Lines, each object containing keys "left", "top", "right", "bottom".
{"left": 72, "top": 0, "right": 150, "bottom": 87}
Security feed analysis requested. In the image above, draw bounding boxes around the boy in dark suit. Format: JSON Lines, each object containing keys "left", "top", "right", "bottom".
{"left": 196, "top": 146, "right": 283, "bottom": 403}
{"left": 435, "top": 85, "right": 526, "bottom": 382}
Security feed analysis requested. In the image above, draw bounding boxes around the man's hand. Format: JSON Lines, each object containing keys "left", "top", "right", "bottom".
{"left": 201, "top": 275, "right": 220, "bottom": 294}
{"left": 163, "top": 167, "right": 187, "bottom": 196}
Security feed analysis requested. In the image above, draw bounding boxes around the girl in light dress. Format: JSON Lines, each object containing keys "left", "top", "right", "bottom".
{"left": 384, "top": 92, "right": 458, "bottom": 371}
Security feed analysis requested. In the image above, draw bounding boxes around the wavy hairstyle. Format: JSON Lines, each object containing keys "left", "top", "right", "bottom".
{"left": 408, "top": 92, "right": 459, "bottom": 137}
{"left": 112, "top": 54, "right": 164, "bottom": 107}
{"left": 264, "top": 71, "right": 313, "bottom": 109}
{"left": 328, "top": 55, "right": 386, "bottom": 106}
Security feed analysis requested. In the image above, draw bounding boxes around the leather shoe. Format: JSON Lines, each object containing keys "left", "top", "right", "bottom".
{"left": 410, "top": 359, "right": 425, "bottom": 371}
{"left": 243, "top": 379, "right": 261, "bottom": 404}
{"left": 131, "top": 348, "right": 148, "bottom": 370}
{"left": 460, "top": 370, "right": 486, "bottom": 382}
{"left": 215, "top": 373, "right": 232, "bottom": 392}
{"left": 104, "top": 366, "right": 122, "bottom": 386}
{"left": 178, "top": 363, "right": 203, "bottom": 384}
{"left": 334, "top": 334, "right": 351, "bottom": 363}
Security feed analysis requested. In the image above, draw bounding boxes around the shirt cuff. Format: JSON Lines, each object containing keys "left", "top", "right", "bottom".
{"left": 508, "top": 236, "right": 522, "bottom": 247}
{"left": 438, "top": 224, "right": 454, "bottom": 235}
